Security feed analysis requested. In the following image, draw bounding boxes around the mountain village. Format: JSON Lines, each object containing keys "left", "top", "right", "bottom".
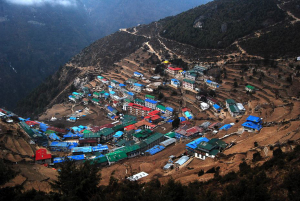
{"left": 0, "top": 54, "right": 268, "bottom": 182}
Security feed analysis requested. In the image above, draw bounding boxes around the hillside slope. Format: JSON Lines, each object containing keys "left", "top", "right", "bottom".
{"left": 0, "top": 0, "right": 210, "bottom": 110}
{"left": 15, "top": 0, "right": 300, "bottom": 117}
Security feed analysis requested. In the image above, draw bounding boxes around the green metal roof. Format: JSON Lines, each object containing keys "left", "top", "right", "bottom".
{"left": 209, "top": 138, "right": 227, "bottom": 149}
{"left": 124, "top": 98, "right": 132, "bottom": 103}
{"left": 45, "top": 130, "right": 56, "bottom": 134}
{"left": 156, "top": 105, "right": 166, "bottom": 111}
{"left": 111, "top": 80, "right": 119, "bottom": 83}
{"left": 135, "top": 98, "right": 145, "bottom": 104}
{"left": 83, "top": 130, "right": 92, "bottom": 134}
{"left": 143, "top": 133, "right": 164, "bottom": 145}
{"left": 226, "top": 99, "right": 236, "bottom": 104}
{"left": 122, "top": 115, "right": 137, "bottom": 123}
{"left": 19, "top": 122, "right": 35, "bottom": 137}
{"left": 91, "top": 155, "right": 108, "bottom": 164}
{"left": 112, "top": 124, "right": 125, "bottom": 132}
{"left": 100, "top": 90, "right": 106, "bottom": 94}
{"left": 116, "top": 139, "right": 127, "bottom": 147}
{"left": 137, "top": 141, "right": 148, "bottom": 149}
{"left": 122, "top": 120, "right": 137, "bottom": 127}
{"left": 127, "top": 78, "right": 137, "bottom": 83}
{"left": 92, "top": 98, "right": 100, "bottom": 103}
{"left": 229, "top": 105, "right": 238, "bottom": 113}
{"left": 106, "top": 150, "right": 127, "bottom": 162}
{"left": 83, "top": 132, "right": 101, "bottom": 138}
{"left": 98, "top": 128, "right": 114, "bottom": 137}
{"left": 118, "top": 144, "right": 140, "bottom": 153}
{"left": 133, "top": 129, "right": 152, "bottom": 139}
{"left": 209, "top": 149, "right": 219, "bottom": 156}
{"left": 165, "top": 132, "right": 175, "bottom": 138}
{"left": 197, "top": 141, "right": 214, "bottom": 151}
{"left": 246, "top": 85, "right": 255, "bottom": 90}
{"left": 145, "top": 94, "right": 155, "bottom": 100}
{"left": 183, "top": 79, "right": 195, "bottom": 84}
{"left": 93, "top": 92, "right": 100, "bottom": 96}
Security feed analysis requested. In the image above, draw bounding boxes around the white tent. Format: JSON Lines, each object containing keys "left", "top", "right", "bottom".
{"left": 127, "top": 172, "right": 148, "bottom": 181}
{"left": 200, "top": 102, "right": 210, "bottom": 111}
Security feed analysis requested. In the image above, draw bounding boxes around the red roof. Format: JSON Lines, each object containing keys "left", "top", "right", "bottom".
{"left": 144, "top": 110, "right": 160, "bottom": 120}
{"left": 168, "top": 67, "right": 183, "bottom": 71}
{"left": 147, "top": 110, "right": 160, "bottom": 116}
{"left": 124, "top": 124, "right": 136, "bottom": 131}
{"left": 128, "top": 103, "right": 151, "bottom": 111}
{"left": 180, "top": 121, "right": 191, "bottom": 125}
{"left": 208, "top": 122, "right": 221, "bottom": 129}
{"left": 0, "top": 109, "right": 6, "bottom": 114}
{"left": 151, "top": 115, "right": 161, "bottom": 121}
{"left": 185, "top": 126, "right": 203, "bottom": 136}
{"left": 91, "top": 124, "right": 114, "bottom": 132}
{"left": 182, "top": 108, "right": 191, "bottom": 112}
{"left": 79, "top": 139, "right": 98, "bottom": 144}
{"left": 207, "top": 97, "right": 218, "bottom": 104}
{"left": 25, "top": 121, "right": 40, "bottom": 126}
{"left": 35, "top": 149, "right": 52, "bottom": 161}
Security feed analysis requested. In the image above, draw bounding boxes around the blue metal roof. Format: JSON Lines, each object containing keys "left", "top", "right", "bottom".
{"left": 127, "top": 92, "right": 134, "bottom": 96}
{"left": 39, "top": 123, "right": 48, "bottom": 132}
{"left": 134, "top": 83, "right": 144, "bottom": 87}
{"left": 184, "top": 111, "right": 193, "bottom": 119}
{"left": 49, "top": 133, "right": 60, "bottom": 141}
{"left": 50, "top": 141, "right": 69, "bottom": 148}
{"left": 242, "top": 121, "right": 262, "bottom": 131}
{"left": 92, "top": 145, "right": 109, "bottom": 152}
{"left": 213, "top": 104, "right": 221, "bottom": 110}
{"left": 113, "top": 131, "right": 124, "bottom": 138}
{"left": 145, "top": 145, "right": 165, "bottom": 155}
{"left": 220, "top": 124, "right": 232, "bottom": 131}
{"left": 53, "top": 154, "right": 85, "bottom": 163}
{"left": 206, "top": 80, "right": 212, "bottom": 83}
{"left": 134, "top": 72, "right": 142, "bottom": 75}
{"left": 107, "top": 106, "right": 115, "bottom": 112}
{"left": 246, "top": 115, "right": 262, "bottom": 123}
{"left": 72, "top": 146, "right": 92, "bottom": 153}
{"left": 166, "top": 107, "right": 173, "bottom": 112}
{"left": 179, "top": 117, "right": 186, "bottom": 122}
{"left": 186, "top": 137, "right": 209, "bottom": 149}
{"left": 145, "top": 99, "right": 157, "bottom": 104}
{"left": 171, "top": 78, "right": 179, "bottom": 82}
{"left": 119, "top": 83, "right": 126, "bottom": 87}
{"left": 108, "top": 85, "right": 113, "bottom": 88}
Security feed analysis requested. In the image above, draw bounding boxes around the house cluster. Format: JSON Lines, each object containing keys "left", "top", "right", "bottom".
{"left": 166, "top": 63, "right": 212, "bottom": 91}
{"left": 225, "top": 99, "right": 246, "bottom": 118}
{"left": 8, "top": 57, "right": 265, "bottom": 170}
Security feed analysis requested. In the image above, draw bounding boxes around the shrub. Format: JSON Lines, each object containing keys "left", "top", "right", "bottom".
{"left": 198, "top": 169, "right": 204, "bottom": 177}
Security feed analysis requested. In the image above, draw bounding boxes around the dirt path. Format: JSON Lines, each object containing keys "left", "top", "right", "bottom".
{"left": 144, "top": 41, "right": 162, "bottom": 60}
{"left": 277, "top": 3, "right": 300, "bottom": 24}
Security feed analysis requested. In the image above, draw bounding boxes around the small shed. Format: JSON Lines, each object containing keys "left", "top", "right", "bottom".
{"left": 160, "top": 138, "right": 176, "bottom": 147}
{"left": 174, "top": 155, "right": 190, "bottom": 167}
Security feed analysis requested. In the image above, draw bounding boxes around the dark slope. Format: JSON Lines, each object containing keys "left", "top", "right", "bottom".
{"left": 15, "top": 32, "right": 147, "bottom": 117}
{"left": 0, "top": 0, "right": 210, "bottom": 110}
{"left": 160, "top": 0, "right": 286, "bottom": 48}
{"left": 240, "top": 22, "right": 300, "bottom": 58}
{"left": 15, "top": 0, "right": 299, "bottom": 117}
